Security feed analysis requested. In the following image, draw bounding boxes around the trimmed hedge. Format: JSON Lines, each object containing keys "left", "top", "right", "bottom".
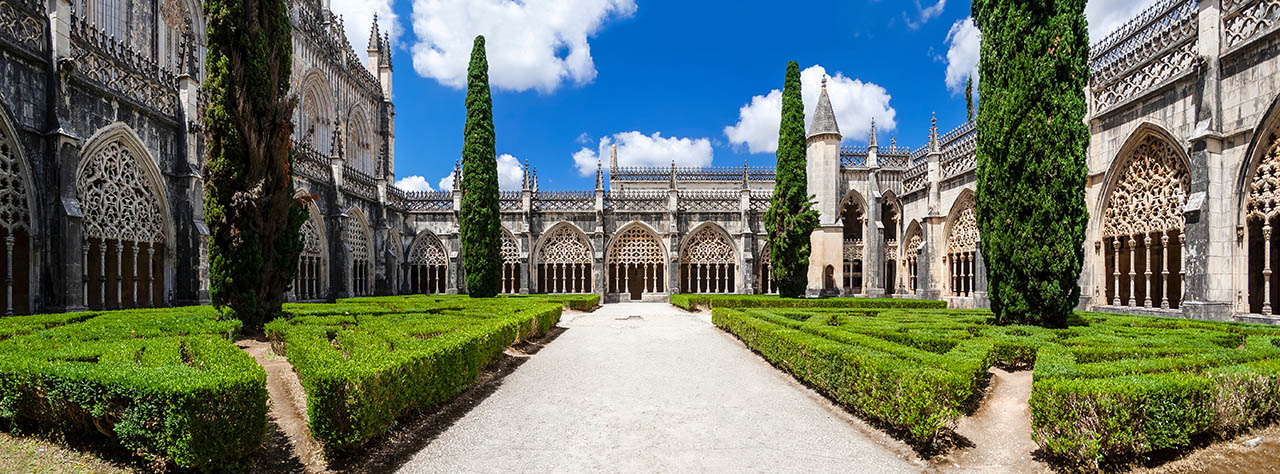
{"left": 711, "top": 306, "right": 1280, "bottom": 462}
{"left": 267, "top": 296, "right": 562, "bottom": 453}
{"left": 0, "top": 307, "right": 267, "bottom": 471}
{"left": 672, "top": 294, "right": 946, "bottom": 311}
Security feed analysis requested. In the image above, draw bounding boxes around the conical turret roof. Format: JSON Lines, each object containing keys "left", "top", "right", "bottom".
{"left": 808, "top": 77, "right": 841, "bottom": 139}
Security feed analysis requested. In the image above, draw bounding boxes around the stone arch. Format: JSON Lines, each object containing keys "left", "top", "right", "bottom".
{"left": 1238, "top": 92, "right": 1280, "bottom": 315}
{"left": 605, "top": 222, "right": 667, "bottom": 300}
{"left": 757, "top": 242, "right": 775, "bottom": 295}
{"left": 944, "top": 190, "right": 978, "bottom": 298}
{"left": 294, "top": 194, "right": 329, "bottom": 301}
{"left": 678, "top": 223, "right": 737, "bottom": 294}
{"left": 903, "top": 220, "right": 924, "bottom": 295}
{"left": 346, "top": 105, "right": 374, "bottom": 175}
{"left": 343, "top": 207, "right": 374, "bottom": 297}
{"left": 880, "top": 191, "right": 903, "bottom": 295}
{"left": 386, "top": 230, "right": 403, "bottom": 293}
{"left": 499, "top": 227, "right": 522, "bottom": 294}
{"left": 0, "top": 102, "right": 36, "bottom": 314}
{"left": 1097, "top": 125, "right": 1190, "bottom": 310}
{"left": 840, "top": 189, "right": 869, "bottom": 293}
{"left": 297, "top": 71, "right": 333, "bottom": 154}
{"left": 77, "top": 124, "right": 175, "bottom": 310}
{"left": 532, "top": 222, "right": 593, "bottom": 294}
{"left": 407, "top": 229, "right": 449, "bottom": 294}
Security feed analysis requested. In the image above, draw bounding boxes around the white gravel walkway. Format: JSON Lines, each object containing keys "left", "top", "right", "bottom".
{"left": 396, "top": 303, "right": 924, "bottom": 474}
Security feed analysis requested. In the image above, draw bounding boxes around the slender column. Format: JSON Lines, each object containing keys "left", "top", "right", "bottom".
{"left": 1161, "top": 233, "right": 1171, "bottom": 309}
{"left": 1127, "top": 236, "right": 1137, "bottom": 307}
{"left": 114, "top": 241, "right": 123, "bottom": 310}
{"left": 1264, "top": 225, "right": 1273, "bottom": 315}
{"left": 1179, "top": 233, "right": 1186, "bottom": 306}
{"left": 1112, "top": 239, "right": 1121, "bottom": 305}
{"left": 83, "top": 243, "right": 90, "bottom": 308}
{"left": 147, "top": 246, "right": 156, "bottom": 307}
{"left": 621, "top": 263, "right": 628, "bottom": 294}
{"left": 98, "top": 239, "right": 106, "bottom": 310}
{"left": 4, "top": 235, "right": 13, "bottom": 316}
{"left": 1143, "top": 235, "right": 1153, "bottom": 308}
{"left": 130, "top": 242, "right": 139, "bottom": 308}
{"left": 965, "top": 253, "right": 973, "bottom": 297}
{"left": 647, "top": 263, "right": 655, "bottom": 293}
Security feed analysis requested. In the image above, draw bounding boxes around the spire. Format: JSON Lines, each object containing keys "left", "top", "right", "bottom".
{"left": 383, "top": 33, "right": 393, "bottom": 68}
{"left": 929, "top": 112, "right": 940, "bottom": 153}
{"left": 452, "top": 160, "right": 461, "bottom": 191}
{"left": 368, "top": 13, "right": 381, "bottom": 52}
{"left": 808, "top": 75, "right": 841, "bottom": 139}
{"left": 741, "top": 160, "right": 749, "bottom": 190}
{"left": 331, "top": 117, "right": 343, "bottom": 158}
{"left": 669, "top": 160, "right": 676, "bottom": 189}
{"left": 868, "top": 118, "right": 878, "bottom": 149}
{"left": 522, "top": 159, "right": 530, "bottom": 191}
{"left": 890, "top": 135, "right": 897, "bottom": 150}
{"left": 531, "top": 167, "right": 538, "bottom": 192}
{"left": 609, "top": 144, "right": 618, "bottom": 171}
{"left": 596, "top": 159, "right": 603, "bottom": 190}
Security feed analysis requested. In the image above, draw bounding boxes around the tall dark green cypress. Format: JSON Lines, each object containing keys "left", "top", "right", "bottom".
{"left": 765, "top": 61, "right": 820, "bottom": 298}
{"left": 965, "top": 76, "right": 975, "bottom": 121}
{"left": 972, "top": 0, "right": 1090, "bottom": 327}
{"left": 460, "top": 36, "right": 500, "bottom": 298}
{"left": 203, "top": 0, "right": 306, "bottom": 331}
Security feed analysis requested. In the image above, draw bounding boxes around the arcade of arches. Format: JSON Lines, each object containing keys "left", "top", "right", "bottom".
{"left": 606, "top": 226, "right": 666, "bottom": 301}
{"left": 344, "top": 211, "right": 373, "bottom": 298}
{"left": 680, "top": 226, "right": 736, "bottom": 294}
{"left": 294, "top": 210, "right": 327, "bottom": 301}
{"left": 842, "top": 198, "right": 865, "bottom": 294}
{"left": 500, "top": 231, "right": 521, "bottom": 295}
{"left": 0, "top": 124, "right": 32, "bottom": 315}
{"left": 947, "top": 198, "right": 978, "bottom": 298}
{"left": 535, "top": 225, "right": 593, "bottom": 294}
{"left": 409, "top": 233, "right": 448, "bottom": 295}
{"left": 1248, "top": 133, "right": 1280, "bottom": 315}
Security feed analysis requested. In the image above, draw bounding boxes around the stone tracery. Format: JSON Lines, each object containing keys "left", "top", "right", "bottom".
{"left": 535, "top": 225, "right": 592, "bottom": 294}
{"left": 408, "top": 231, "right": 447, "bottom": 294}
{"left": 1247, "top": 133, "right": 1280, "bottom": 315}
{"left": 293, "top": 208, "right": 327, "bottom": 300}
{"left": 0, "top": 122, "right": 32, "bottom": 314}
{"left": 344, "top": 209, "right": 372, "bottom": 297}
{"left": 946, "top": 197, "right": 977, "bottom": 298}
{"left": 500, "top": 230, "right": 521, "bottom": 294}
{"left": 680, "top": 225, "right": 736, "bottom": 294}
{"left": 607, "top": 226, "right": 665, "bottom": 299}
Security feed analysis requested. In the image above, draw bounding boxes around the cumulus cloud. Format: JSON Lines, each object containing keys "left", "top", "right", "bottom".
{"left": 432, "top": 154, "right": 526, "bottom": 192}
{"left": 904, "top": 0, "right": 947, "bottom": 30}
{"left": 409, "top": 0, "right": 636, "bottom": 93}
{"left": 330, "top": 0, "right": 403, "bottom": 64}
{"left": 572, "top": 132, "right": 713, "bottom": 176}
{"left": 943, "top": 17, "right": 980, "bottom": 94}
{"left": 395, "top": 175, "right": 434, "bottom": 192}
{"left": 1086, "top": 0, "right": 1161, "bottom": 45}
{"left": 724, "top": 65, "right": 897, "bottom": 154}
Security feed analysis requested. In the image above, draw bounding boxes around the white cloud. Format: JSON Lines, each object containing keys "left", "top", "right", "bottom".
{"left": 944, "top": 17, "right": 980, "bottom": 94}
{"left": 573, "top": 132, "right": 713, "bottom": 176}
{"left": 409, "top": 0, "right": 636, "bottom": 93}
{"left": 1086, "top": 0, "right": 1161, "bottom": 46}
{"left": 432, "top": 154, "right": 525, "bottom": 192}
{"left": 395, "top": 175, "right": 434, "bottom": 192}
{"left": 904, "top": 0, "right": 947, "bottom": 30}
{"left": 724, "top": 65, "right": 897, "bottom": 154}
{"left": 330, "top": 0, "right": 403, "bottom": 65}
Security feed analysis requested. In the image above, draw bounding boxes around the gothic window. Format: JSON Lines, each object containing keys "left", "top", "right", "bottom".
{"left": 1247, "top": 133, "right": 1280, "bottom": 315}
{"left": 881, "top": 195, "right": 901, "bottom": 296}
{"left": 408, "top": 231, "right": 447, "bottom": 294}
{"left": 387, "top": 231, "right": 402, "bottom": 294}
{"left": 159, "top": 0, "right": 202, "bottom": 76}
{"left": 680, "top": 225, "right": 736, "bottom": 294}
{"left": 903, "top": 224, "right": 923, "bottom": 295}
{"left": 946, "top": 196, "right": 978, "bottom": 298}
{"left": 77, "top": 135, "right": 168, "bottom": 310}
{"left": 1102, "top": 134, "right": 1189, "bottom": 310}
{"left": 298, "top": 83, "right": 331, "bottom": 154}
{"left": 500, "top": 230, "right": 521, "bottom": 294}
{"left": 606, "top": 225, "right": 666, "bottom": 300}
{"left": 293, "top": 206, "right": 327, "bottom": 301}
{"left": 757, "top": 244, "right": 775, "bottom": 295}
{"left": 344, "top": 209, "right": 373, "bottom": 297}
{"left": 841, "top": 195, "right": 865, "bottom": 294}
{"left": 0, "top": 121, "right": 33, "bottom": 315}
{"left": 86, "top": 0, "right": 127, "bottom": 41}
{"left": 347, "top": 109, "right": 374, "bottom": 175}
{"left": 535, "top": 224, "right": 592, "bottom": 294}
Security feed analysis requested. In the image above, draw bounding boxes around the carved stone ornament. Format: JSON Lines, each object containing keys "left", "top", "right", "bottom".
{"left": 538, "top": 225, "right": 592, "bottom": 265}
{"left": 409, "top": 233, "right": 447, "bottom": 266}
{"left": 1102, "top": 134, "right": 1190, "bottom": 237}
{"left": 607, "top": 226, "right": 664, "bottom": 265}
{"left": 680, "top": 226, "right": 735, "bottom": 265}
{"left": 77, "top": 139, "right": 165, "bottom": 244}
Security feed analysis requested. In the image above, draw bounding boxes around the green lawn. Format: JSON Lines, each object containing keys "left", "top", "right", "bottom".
{"left": 712, "top": 305, "right": 1280, "bottom": 467}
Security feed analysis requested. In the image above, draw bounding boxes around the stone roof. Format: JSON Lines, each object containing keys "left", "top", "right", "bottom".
{"left": 809, "top": 81, "right": 841, "bottom": 139}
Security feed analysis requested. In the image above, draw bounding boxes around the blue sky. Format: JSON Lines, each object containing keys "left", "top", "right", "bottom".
{"left": 328, "top": 0, "right": 1159, "bottom": 192}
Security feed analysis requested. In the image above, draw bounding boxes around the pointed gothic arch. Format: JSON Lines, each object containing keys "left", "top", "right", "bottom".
{"left": 158, "top": 0, "right": 205, "bottom": 77}
{"left": 0, "top": 103, "right": 36, "bottom": 314}
{"left": 500, "top": 227, "right": 522, "bottom": 294}
{"left": 387, "top": 230, "right": 403, "bottom": 294}
{"left": 903, "top": 220, "right": 924, "bottom": 295}
{"left": 346, "top": 106, "right": 374, "bottom": 176}
{"left": 840, "top": 190, "right": 868, "bottom": 293}
{"left": 606, "top": 222, "right": 667, "bottom": 300}
{"left": 297, "top": 71, "right": 333, "bottom": 154}
{"left": 293, "top": 195, "right": 329, "bottom": 301}
{"left": 77, "top": 124, "right": 175, "bottom": 310}
{"left": 343, "top": 207, "right": 374, "bottom": 297}
{"left": 944, "top": 190, "right": 978, "bottom": 298}
{"left": 533, "top": 222, "right": 593, "bottom": 294}
{"left": 1098, "top": 125, "right": 1190, "bottom": 310}
{"left": 757, "top": 243, "right": 776, "bottom": 295}
{"left": 407, "top": 229, "right": 449, "bottom": 295}
{"left": 881, "top": 191, "right": 903, "bottom": 295}
{"left": 678, "top": 223, "right": 737, "bottom": 294}
{"left": 1239, "top": 92, "right": 1280, "bottom": 316}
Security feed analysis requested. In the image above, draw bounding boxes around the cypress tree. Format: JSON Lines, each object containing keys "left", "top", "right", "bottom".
{"left": 765, "top": 61, "right": 820, "bottom": 298}
{"left": 965, "top": 76, "right": 975, "bottom": 121}
{"left": 203, "top": 0, "right": 306, "bottom": 331}
{"left": 460, "top": 36, "right": 501, "bottom": 298}
{"left": 972, "top": 0, "right": 1090, "bottom": 327}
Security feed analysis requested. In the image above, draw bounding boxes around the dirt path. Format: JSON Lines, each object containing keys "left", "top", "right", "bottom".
{"left": 238, "top": 338, "right": 327, "bottom": 473}
{"left": 934, "top": 368, "right": 1048, "bottom": 473}
{"left": 1139, "top": 423, "right": 1280, "bottom": 474}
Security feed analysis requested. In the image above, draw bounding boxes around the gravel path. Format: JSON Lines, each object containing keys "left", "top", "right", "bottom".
{"left": 396, "top": 303, "right": 924, "bottom": 474}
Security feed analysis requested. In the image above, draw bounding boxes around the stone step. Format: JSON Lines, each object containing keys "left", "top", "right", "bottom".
{"left": 1236, "top": 314, "right": 1280, "bottom": 326}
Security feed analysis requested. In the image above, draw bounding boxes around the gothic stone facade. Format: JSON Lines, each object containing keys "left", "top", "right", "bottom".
{"left": 2, "top": 0, "right": 1279, "bottom": 324}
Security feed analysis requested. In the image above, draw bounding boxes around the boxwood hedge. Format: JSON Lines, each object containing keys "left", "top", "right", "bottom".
{"left": 712, "top": 306, "right": 1280, "bottom": 465}
{"left": 0, "top": 307, "right": 267, "bottom": 471}
{"left": 672, "top": 294, "right": 946, "bottom": 311}
{"left": 267, "top": 296, "right": 563, "bottom": 453}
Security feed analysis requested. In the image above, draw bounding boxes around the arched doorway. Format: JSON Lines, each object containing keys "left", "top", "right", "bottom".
{"left": 757, "top": 244, "right": 776, "bottom": 295}
{"left": 534, "top": 223, "right": 593, "bottom": 294}
{"left": 903, "top": 221, "right": 923, "bottom": 295}
{"left": 606, "top": 224, "right": 666, "bottom": 301}
{"left": 679, "top": 224, "right": 736, "bottom": 294}
{"left": 500, "top": 229, "right": 521, "bottom": 294}
{"left": 78, "top": 128, "right": 172, "bottom": 310}
{"left": 881, "top": 193, "right": 901, "bottom": 295}
{"left": 1100, "top": 131, "right": 1189, "bottom": 310}
{"left": 0, "top": 112, "right": 34, "bottom": 315}
{"left": 945, "top": 193, "right": 978, "bottom": 298}
{"left": 408, "top": 231, "right": 448, "bottom": 295}
{"left": 841, "top": 192, "right": 867, "bottom": 294}
{"left": 293, "top": 200, "right": 328, "bottom": 301}
{"left": 1246, "top": 134, "right": 1280, "bottom": 315}
{"left": 344, "top": 208, "right": 373, "bottom": 297}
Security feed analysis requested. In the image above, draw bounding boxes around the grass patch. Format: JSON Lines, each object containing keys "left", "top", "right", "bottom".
{"left": 671, "top": 294, "right": 946, "bottom": 311}
{"left": 711, "top": 306, "right": 1280, "bottom": 467}
{"left": 267, "top": 295, "right": 563, "bottom": 454}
